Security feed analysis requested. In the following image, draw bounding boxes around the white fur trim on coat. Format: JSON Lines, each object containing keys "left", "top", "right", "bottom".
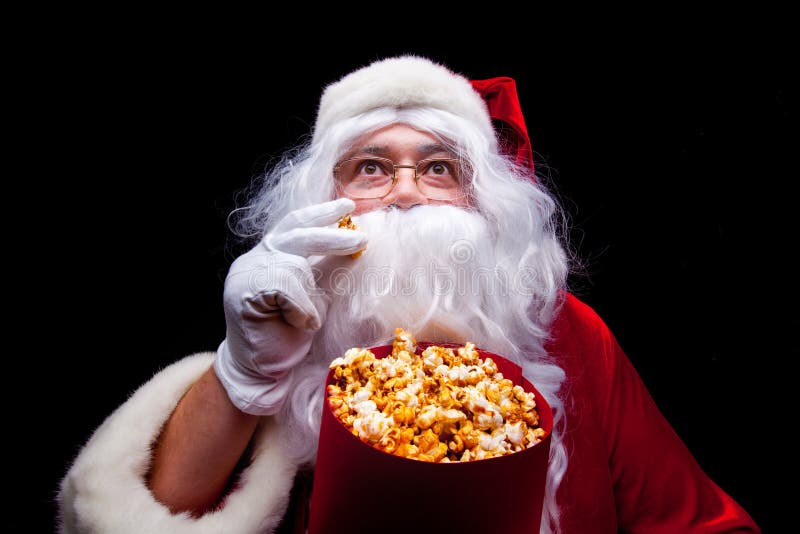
{"left": 312, "top": 55, "right": 495, "bottom": 145}
{"left": 58, "top": 353, "right": 298, "bottom": 534}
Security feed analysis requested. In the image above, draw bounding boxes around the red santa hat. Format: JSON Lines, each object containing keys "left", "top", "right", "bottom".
{"left": 313, "top": 55, "right": 535, "bottom": 172}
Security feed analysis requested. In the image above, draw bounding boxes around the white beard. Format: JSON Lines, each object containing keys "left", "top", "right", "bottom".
{"left": 307, "top": 205, "right": 522, "bottom": 367}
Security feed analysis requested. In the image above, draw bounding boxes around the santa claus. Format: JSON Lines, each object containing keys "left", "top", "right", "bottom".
{"left": 58, "top": 56, "right": 759, "bottom": 533}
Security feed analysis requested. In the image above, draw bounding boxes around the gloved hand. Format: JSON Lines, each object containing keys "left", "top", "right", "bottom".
{"left": 214, "top": 198, "right": 366, "bottom": 415}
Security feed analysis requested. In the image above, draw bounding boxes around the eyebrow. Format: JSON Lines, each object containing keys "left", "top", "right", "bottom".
{"left": 418, "top": 143, "right": 452, "bottom": 156}
{"left": 349, "top": 142, "right": 454, "bottom": 158}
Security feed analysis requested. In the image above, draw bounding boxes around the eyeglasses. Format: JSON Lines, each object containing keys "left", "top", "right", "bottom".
{"left": 333, "top": 156, "right": 467, "bottom": 200}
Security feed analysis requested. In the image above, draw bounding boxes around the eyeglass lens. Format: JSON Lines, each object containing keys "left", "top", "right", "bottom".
{"left": 335, "top": 157, "right": 465, "bottom": 200}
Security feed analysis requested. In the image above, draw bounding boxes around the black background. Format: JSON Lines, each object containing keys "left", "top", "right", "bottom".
{"left": 15, "top": 17, "right": 793, "bottom": 533}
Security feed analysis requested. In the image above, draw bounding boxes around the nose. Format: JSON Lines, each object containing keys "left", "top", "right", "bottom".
{"left": 382, "top": 166, "right": 428, "bottom": 209}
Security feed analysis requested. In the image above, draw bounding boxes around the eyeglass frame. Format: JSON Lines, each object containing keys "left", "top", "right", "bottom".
{"left": 332, "top": 156, "right": 470, "bottom": 200}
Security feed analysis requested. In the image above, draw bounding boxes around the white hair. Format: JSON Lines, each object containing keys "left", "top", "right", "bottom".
{"left": 232, "top": 107, "right": 573, "bottom": 533}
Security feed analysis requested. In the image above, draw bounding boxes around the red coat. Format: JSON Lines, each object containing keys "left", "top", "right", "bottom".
{"left": 545, "top": 293, "right": 759, "bottom": 533}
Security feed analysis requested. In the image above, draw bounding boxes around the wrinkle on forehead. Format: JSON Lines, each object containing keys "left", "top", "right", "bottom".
{"left": 346, "top": 142, "right": 454, "bottom": 160}
{"left": 339, "top": 123, "right": 458, "bottom": 163}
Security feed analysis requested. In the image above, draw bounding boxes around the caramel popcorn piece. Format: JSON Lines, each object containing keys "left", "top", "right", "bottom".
{"left": 337, "top": 213, "right": 364, "bottom": 258}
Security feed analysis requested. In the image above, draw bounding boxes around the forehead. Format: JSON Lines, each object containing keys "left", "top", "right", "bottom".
{"left": 345, "top": 124, "right": 452, "bottom": 158}
{"left": 360, "top": 124, "right": 437, "bottom": 145}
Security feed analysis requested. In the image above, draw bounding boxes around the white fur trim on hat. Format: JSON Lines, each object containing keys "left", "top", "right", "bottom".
{"left": 58, "top": 353, "right": 297, "bottom": 534}
{"left": 312, "top": 55, "right": 494, "bottom": 145}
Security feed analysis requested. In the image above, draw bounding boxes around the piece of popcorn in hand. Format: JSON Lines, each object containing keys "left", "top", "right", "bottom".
{"left": 338, "top": 213, "right": 364, "bottom": 259}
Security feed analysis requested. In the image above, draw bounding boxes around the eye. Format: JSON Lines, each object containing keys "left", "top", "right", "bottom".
{"left": 421, "top": 160, "right": 456, "bottom": 176}
{"left": 358, "top": 159, "right": 388, "bottom": 175}
{"left": 430, "top": 161, "right": 451, "bottom": 175}
{"left": 420, "top": 160, "right": 459, "bottom": 182}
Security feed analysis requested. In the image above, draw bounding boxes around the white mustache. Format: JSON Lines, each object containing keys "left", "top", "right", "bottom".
{"left": 309, "top": 204, "right": 515, "bottom": 364}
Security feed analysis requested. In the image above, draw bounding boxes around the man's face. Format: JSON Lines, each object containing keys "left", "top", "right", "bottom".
{"left": 336, "top": 124, "right": 470, "bottom": 215}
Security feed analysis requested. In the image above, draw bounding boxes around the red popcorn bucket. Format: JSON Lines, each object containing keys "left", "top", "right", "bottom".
{"left": 307, "top": 342, "right": 553, "bottom": 534}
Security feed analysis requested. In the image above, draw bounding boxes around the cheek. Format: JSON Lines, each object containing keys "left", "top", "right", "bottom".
{"left": 429, "top": 197, "right": 470, "bottom": 209}
{"left": 348, "top": 198, "right": 385, "bottom": 215}
{"left": 337, "top": 191, "right": 377, "bottom": 214}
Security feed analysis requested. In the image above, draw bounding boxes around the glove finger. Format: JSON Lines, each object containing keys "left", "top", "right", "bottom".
{"left": 273, "top": 198, "right": 356, "bottom": 234}
{"left": 270, "top": 227, "right": 367, "bottom": 257}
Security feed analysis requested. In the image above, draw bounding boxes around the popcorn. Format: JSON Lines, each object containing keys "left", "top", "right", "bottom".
{"left": 337, "top": 213, "right": 364, "bottom": 258}
{"left": 327, "top": 327, "right": 544, "bottom": 463}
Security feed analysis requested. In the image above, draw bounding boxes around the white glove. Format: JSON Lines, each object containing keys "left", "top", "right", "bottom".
{"left": 214, "top": 198, "right": 366, "bottom": 415}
